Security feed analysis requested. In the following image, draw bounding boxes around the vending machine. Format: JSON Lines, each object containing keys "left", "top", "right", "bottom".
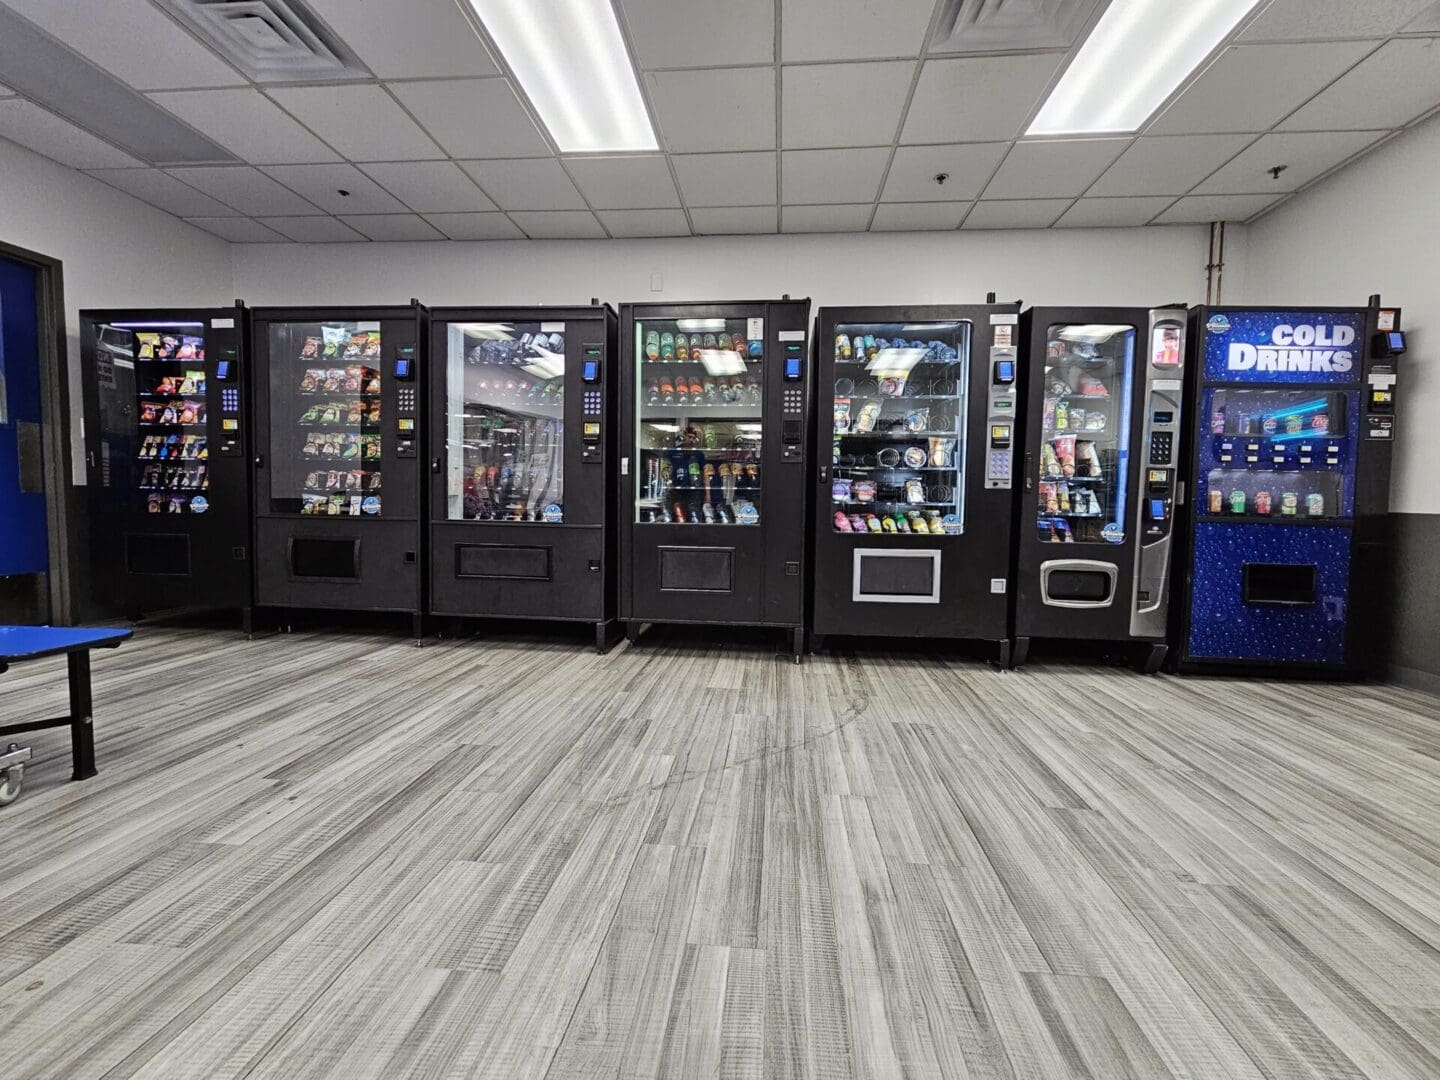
{"left": 619, "top": 298, "right": 812, "bottom": 659}
{"left": 427, "top": 306, "right": 619, "bottom": 651}
{"left": 811, "top": 304, "right": 1020, "bottom": 662}
{"left": 251, "top": 304, "right": 426, "bottom": 629}
{"left": 1012, "top": 306, "right": 1189, "bottom": 672}
{"left": 1177, "top": 303, "right": 1403, "bottom": 676}
{"left": 80, "top": 305, "right": 251, "bottom": 624}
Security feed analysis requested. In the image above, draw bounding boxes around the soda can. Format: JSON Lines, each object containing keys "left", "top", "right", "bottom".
{"left": 1285, "top": 414, "right": 1304, "bottom": 434}
{"left": 1262, "top": 416, "right": 1278, "bottom": 435}
{"left": 1229, "top": 489, "right": 1247, "bottom": 514}
{"left": 1306, "top": 492, "right": 1325, "bottom": 517}
{"left": 1281, "top": 492, "right": 1298, "bottom": 516}
{"left": 1254, "top": 490, "right": 1272, "bottom": 515}
{"left": 1208, "top": 489, "right": 1223, "bottom": 514}
{"left": 1211, "top": 410, "right": 1225, "bottom": 434}
{"left": 1311, "top": 412, "right": 1329, "bottom": 432}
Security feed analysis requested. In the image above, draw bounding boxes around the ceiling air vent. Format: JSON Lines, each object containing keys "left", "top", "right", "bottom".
{"left": 155, "top": 0, "right": 370, "bottom": 82}
{"left": 932, "top": 0, "right": 1111, "bottom": 54}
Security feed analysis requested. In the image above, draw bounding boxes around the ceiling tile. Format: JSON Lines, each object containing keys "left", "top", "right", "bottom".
{"left": 1088, "top": 135, "right": 1256, "bottom": 197}
{"left": 903, "top": 55, "right": 1062, "bottom": 144}
{"left": 690, "top": 206, "right": 778, "bottom": 234}
{"left": 148, "top": 90, "right": 340, "bottom": 164}
{"left": 184, "top": 217, "right": 286, "bottom": 243}
{"left": 256, "top": 216, "right": 366, "bottom": 242}
{"left": 672, "top": 152, "right": 777, "bottom": 207}
{"left": 597, "top": 209, "right": 692, "bottom": 237}
{"left": 304, "top": 0, "right": 498, "bottom": 79}
{"left": 962, "top": 200, "right": 1071, "bottom": 230}
{"left": 1147, "top": 42, "right": 1375, "bottom": 135}
{"left": 1193, "top": 131, "right": 1388, "bottom": 194}
{"left": 1054, "top": 197, "right": 1175, "bottom": 228}
{"left": 983, "top": 140, "right": 1128, "bottom": 199}
{"left": 0, "top": 81, "right": 13, "bottom": 97}
{"left": 267, "top": 85, "right": 443, "bottom": 161}
{"left": 388, "top": 79, "right": 549, "bottom": 159}
{"left": 0, "top": 100, "right": 143, "bottom": 168}
{"left": 461, "top": 159, "right": 586, "bottom": 211}
{"left": 0, "top": 0, "right": 244, "bottom": 91}
{"left": 783, "top": 204, "right": 873, "bottom": 233}
{"left": 1153, "top": 194, "right": 1284, "bottom": 224}
{"left": 85, "top": 168, "right": 238, "bottom": 217}
{"left": 259, "top": 164, "right": 411, "bottom": 214}
{"left": 359, "top": 162, "right": 497, "bottom": 213}
{"left": 338, "top": 215, "right": 446, "bottom": 242}
{"left": 782, "top": 147, "right": 890, "bottom": 204}
{"left": 1239, "top": 0, "right": 1434, "bottom": 42}
{"left": 165, "top": 166, "right": 319, "bottom": 215}
{"left": 423, "top": 213, "right": 526, "bottom": 240}
{"left": 782, "top": 62, "right": 913, "bottom": 149}
{"left": 1280, "top": 40, "right": 1440, "bottom": 131}
{"left": 565, "top": 156, "right": 681, "bottom": 210}
{"left": 783, "top": 0, "right": 934, "bottom": 62}
{"left": 871, "top": 203, "right": 969, "bottom": 231}
{"left": 881, "top": 143, "right": 1008, "bottom": 201}
{"left": 509, "top": 211, "right": 607, "bottom": 239}
{"left": 647, "top": 70, "right": 776, "bottom": 152}
{"left": 620, "top": 0, "right": 774, "bottom": 68}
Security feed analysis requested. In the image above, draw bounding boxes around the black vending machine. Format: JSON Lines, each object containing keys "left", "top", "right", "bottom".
{"left": 1012, "top": 306, "right": 1189, "bottom": 672}
{"left": 251, "top": 304, "right": 426, "bottom": 631}
{"left": 619, "top": 298, "right": 812, "bottom": 659}
{"left": 811, "top": 304, "right": 1021, "bottom": 663}
{"left": 81, "top": 304, "right": 251, "bottom": 624}
{"left": 427, "top": 306, "right": 619, "bottom": 651}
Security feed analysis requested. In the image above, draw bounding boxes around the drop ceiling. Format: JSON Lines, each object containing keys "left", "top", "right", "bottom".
{"left": 0, "top": 0, "right": 1436, "bottom": 242}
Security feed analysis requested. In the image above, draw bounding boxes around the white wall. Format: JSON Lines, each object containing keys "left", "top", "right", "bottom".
{"left": 1239, "top": 114, "right": 1440, "bottom": 515}
{"left": 0, "top": 138, "right": 233, "bottom": 481}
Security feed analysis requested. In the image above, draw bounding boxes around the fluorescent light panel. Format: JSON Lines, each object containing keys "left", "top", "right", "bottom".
{"left": 467, "top": 0, "right": 657, "bottom": 153}
{"left": 1028, "top": 0, "right": 1262, "bottom": 136}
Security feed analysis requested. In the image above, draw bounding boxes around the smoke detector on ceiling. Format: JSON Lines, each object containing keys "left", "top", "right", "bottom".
{"left": 155, "top": 0, "right": 370, "bottom": 82}
{"left": 933, "top": 0, "right": 1110, "bottom": 54}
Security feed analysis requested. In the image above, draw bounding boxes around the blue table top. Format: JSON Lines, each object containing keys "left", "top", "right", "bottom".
{"left": 0, "top": 626, "right": 133, "bottom": 663}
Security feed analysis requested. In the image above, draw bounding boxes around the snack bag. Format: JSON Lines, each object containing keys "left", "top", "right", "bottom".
{"left": 363, "top": 371, "right": 381, "bottom": 395}
{"left": 159, "top": 336, "right": 181, "bottom": 359}
{"left": 300, "top": 369, "right": 322, "bottom": 392}
{"left": 855, "top": 401, "right": 882, "bottom": 434}
{"left": 321, "top": 326, "right": 347, "bottom": 358}
{"left": 833, "top": 397, "right": 852, "bottom": 433}
{"left": 301, "top": 336, "right": 321, "bottom": 359}
{"left": 177, "top": 336, "right": 201, "bottom": 360}
{"left": 364, "top": 332, "right": 382, "bottom": 357}
{"left": 345, "top": 332, "right": 368, "bottom": 358}
{"left": 136, "top": 333, "right": 160, "bottom": 359}
{"left": 345, "top": 366, "right": 362, "bottom": 392}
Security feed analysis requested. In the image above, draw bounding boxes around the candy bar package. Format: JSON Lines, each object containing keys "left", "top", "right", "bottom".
{"left": 321, "top": 326, "right": 347, "bottom": 359}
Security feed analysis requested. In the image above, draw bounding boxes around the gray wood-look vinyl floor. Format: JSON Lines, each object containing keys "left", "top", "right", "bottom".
{"left": 2, "top": 625, "right": 1439, "bottom": 1080}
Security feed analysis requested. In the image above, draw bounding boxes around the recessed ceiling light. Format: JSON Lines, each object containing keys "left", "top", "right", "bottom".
{"left": 1028, "top": 0, "right": 1263, "bottom": 136}
{"left": 466, "top": 0, "right": 658, "bottom": 153}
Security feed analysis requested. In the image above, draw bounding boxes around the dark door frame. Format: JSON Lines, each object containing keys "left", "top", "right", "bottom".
{"left": 0, "top": 238, "right": 75, "bottom": 624}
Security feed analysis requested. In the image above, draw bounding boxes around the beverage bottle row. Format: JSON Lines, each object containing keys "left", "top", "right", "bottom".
{"left": 647, "top": 376, "right": 760, "bottom": 407}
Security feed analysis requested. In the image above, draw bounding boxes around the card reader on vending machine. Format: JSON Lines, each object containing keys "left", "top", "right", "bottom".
{"left": 985, "top": 345, "right": 1016, "bottom": 489}
{"left": 782, "top": 340, "right": 805, "bottom": 462}
{"left": 581, "top": 343, "right": 603, "bottom": 463}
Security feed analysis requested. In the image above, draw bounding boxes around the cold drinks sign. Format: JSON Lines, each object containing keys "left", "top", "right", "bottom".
{"left": 1204, "top": 309, "right": 1366, "bottom": 384}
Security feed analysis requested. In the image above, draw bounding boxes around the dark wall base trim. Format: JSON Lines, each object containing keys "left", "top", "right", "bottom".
{"left": 1387, "top": 664, "right": 1440, "bottom": 699}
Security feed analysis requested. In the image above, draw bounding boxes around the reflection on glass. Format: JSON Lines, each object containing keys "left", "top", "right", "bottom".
{"left": 445, "top": 322, "right": 566, "bottom": 522}
{"left": 1035, "top": 324, "right": 1135, "bottom": 544}
{"left": 98, "top": 322, "right": 211, "bottom": 514}
{"left": 268, "top": 322, "right": 383, "bottom": 516}
{"left": 829, "top": 323, "right": 969, "bottom": 535}
{"left": 636, "top": 318, "right": 763, "bottom": 524}
{"left": 1198, "top": 387, "right": 1351, "bottom": 520}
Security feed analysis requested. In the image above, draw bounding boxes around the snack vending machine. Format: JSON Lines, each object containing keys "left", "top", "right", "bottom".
{"left": 251, "top": 304, "right": 426, "bottom": 629}
{"left": 811, "top": 304, "right": 1020, "bottom": 662}
{"left": 1012, "top": 307, "right": 1189, "bottom": 672}
{"left": 1178, "top": 304, "right": 1403, "bottom": 676}
{"left": 619, "top": 299, "right": 812, "bottom": 659}
{"left": 80, "top": 305, "right": 251, "bottom": 624}
{"left": 427, "top": 306, "right": 619, "bottom": 650}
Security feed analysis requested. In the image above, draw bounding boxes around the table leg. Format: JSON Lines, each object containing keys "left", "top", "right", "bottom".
{"left": 67, "top": 651, "right": 97, "bottom": 782}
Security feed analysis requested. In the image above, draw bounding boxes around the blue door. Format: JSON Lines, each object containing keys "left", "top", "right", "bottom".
{"left": 0, "top": 253, "right": 48, "bottom": 619}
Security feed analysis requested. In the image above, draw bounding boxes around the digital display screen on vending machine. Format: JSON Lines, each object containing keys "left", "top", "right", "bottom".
{"left": 215, "top": 360, "right": 231, "bottom": 380}
{"left": 582, "top": 359, "right": 599, "bottom": 382}
{"left": 994, "top": 359, "right": 1015, "bottom": 383}
{"left": 785, "top": 356, "right": 802, "bottom": 380}
{"left": 394, "top": 358, "right": 412, "bottom": 380}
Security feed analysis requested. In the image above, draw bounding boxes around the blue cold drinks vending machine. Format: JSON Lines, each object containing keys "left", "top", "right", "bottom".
{"left": 1177, "top": 302, "right": 1404, "bottom": 676}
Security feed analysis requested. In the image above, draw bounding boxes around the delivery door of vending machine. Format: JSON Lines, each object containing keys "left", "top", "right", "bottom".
{"left": 1013, "top": 307, "right": 1188, "bottom": 672}
{"left": 427, "top": 306, "right": 619, "bottom": 651}
{"left": 251, "top": 304, "right": 425, "bottom": 631}
{"left": 619, "top": 299, "right": 812, "bottom": 660}
{"left": 81, "top": 304, "right": 252, "bottom": 626}
{"left": 811, "top": 304, "right": 1019, "bottom": 663}
{"left": 1178, "top": 304, "right": 1400, "bottom": 676}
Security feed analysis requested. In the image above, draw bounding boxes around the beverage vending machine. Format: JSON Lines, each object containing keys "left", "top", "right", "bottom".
{"left": 1012, "top": 306, "right": 1189, "bottom": 672}
{"left": 80, "top": 305, "right": 252, "bottom": 625}
{"left": 251, "top": 304, "right": 426, "bottom": 631}
{"left": 427, "top": 306, "right": 619, "bottom": 651}
{"left": 619, "top": 299, "right": 812, "bottom": 659}
{"left": 811, "top": 304, "right": 1020, "bottom": 662}
{"left": 1177, "top": 303, "right": 1404, "bottom": 675}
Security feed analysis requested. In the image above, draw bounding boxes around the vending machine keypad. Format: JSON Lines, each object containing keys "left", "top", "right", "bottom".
{"left": 1149, "top": 431, "right": 1173, "bottom": 465}
{"left": 583, "top": 389, "right": 602, "bottom": 417}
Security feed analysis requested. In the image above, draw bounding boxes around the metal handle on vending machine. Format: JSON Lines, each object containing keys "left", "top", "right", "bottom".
{"left": 254, "top": 453, "right": 265, "bottom": 469}
{"left": 1024, "top": 452, "right": 1033, "bottom": 492}
{"left": 432, "top": 457, "right": 442, "bottom": 474}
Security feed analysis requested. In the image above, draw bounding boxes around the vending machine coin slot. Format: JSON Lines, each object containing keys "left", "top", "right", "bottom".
{"left": 582, "top": 420, "right": 603, "bottom": 463}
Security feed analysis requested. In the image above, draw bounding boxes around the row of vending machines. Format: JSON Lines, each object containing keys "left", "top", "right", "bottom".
{"left": 78, "top": 296, "right": 1405, "bottom": 676}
